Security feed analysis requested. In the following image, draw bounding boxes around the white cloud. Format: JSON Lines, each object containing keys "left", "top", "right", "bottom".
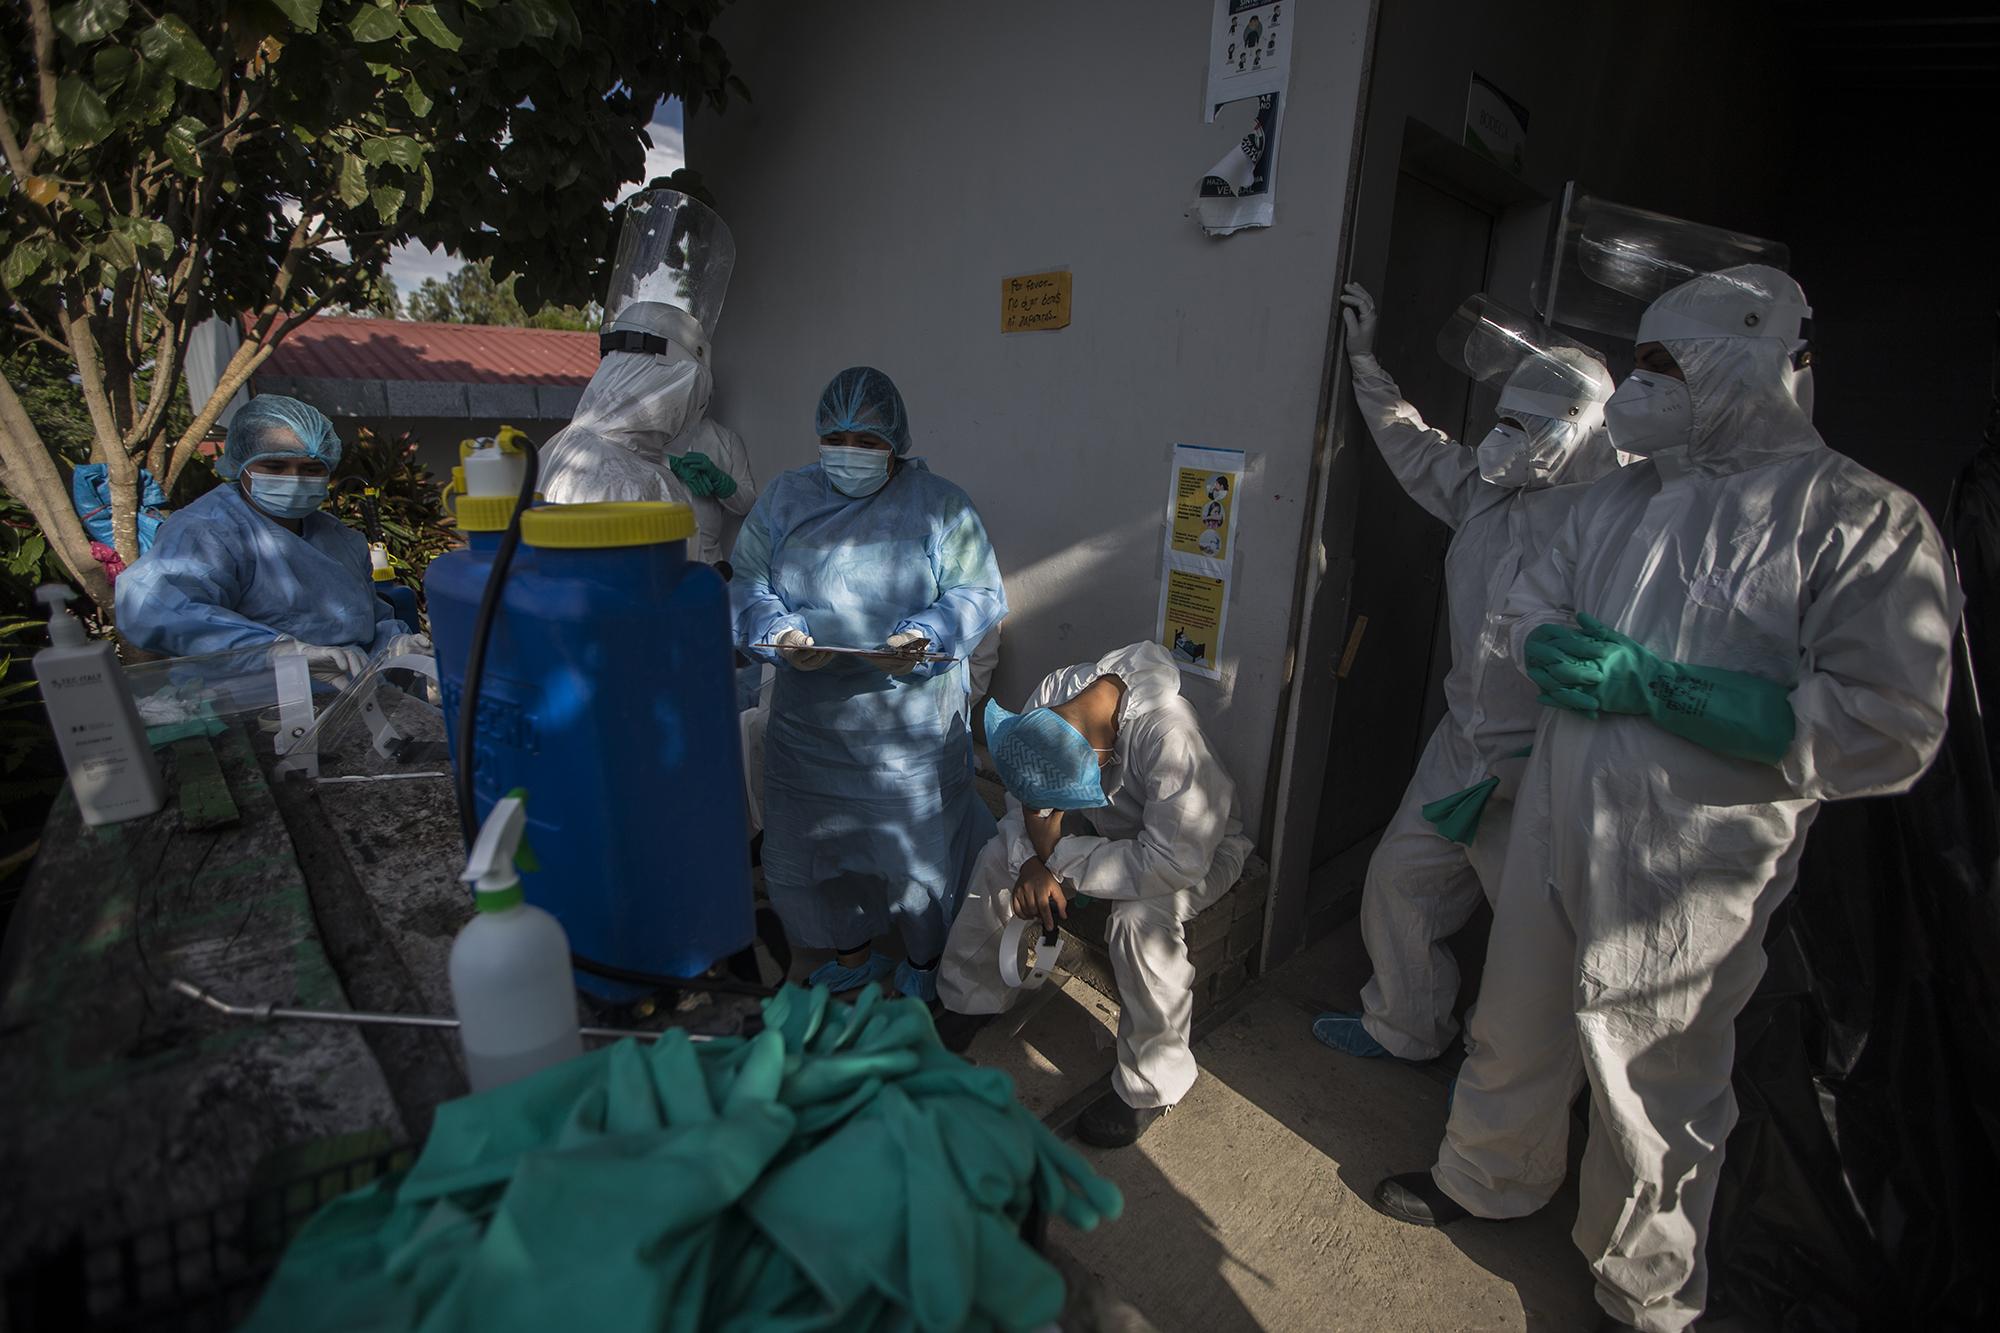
{"left": 622, "top": 110, "right": 686, "bottom": 202}
{"left": 384, "top": 242, "right": 461, "bottom": 304}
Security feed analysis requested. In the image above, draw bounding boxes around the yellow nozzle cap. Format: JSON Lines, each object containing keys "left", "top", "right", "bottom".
{"left": 519, "top": 501, "right": 693, "bottom": 549}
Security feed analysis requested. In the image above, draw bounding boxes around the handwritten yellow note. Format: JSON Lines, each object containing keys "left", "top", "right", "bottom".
{"left": 1001, "top": 271, "right": 1072, "bottom": 333}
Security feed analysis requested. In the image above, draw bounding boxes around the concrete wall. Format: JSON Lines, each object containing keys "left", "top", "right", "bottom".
{"left": 1265, "top": 0, "right": 1808, "bottom": 955}
{"left": 690, "top": 0, "right": 1374, "bottom": 838}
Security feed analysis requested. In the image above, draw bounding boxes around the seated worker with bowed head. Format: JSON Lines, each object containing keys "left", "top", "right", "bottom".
{"left": 938, "top": 641, "right": 1252, "bottom": 1148}
{"left": 118, "top": 396, "right": 421, "bottom": 672}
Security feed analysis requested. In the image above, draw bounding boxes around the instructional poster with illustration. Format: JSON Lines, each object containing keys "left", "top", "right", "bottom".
{"left": 1204, "top": 0, "right": 1294, "bottom": 122}
{"left": 1157, "top": 444, "right": 1247, "bottom": 679}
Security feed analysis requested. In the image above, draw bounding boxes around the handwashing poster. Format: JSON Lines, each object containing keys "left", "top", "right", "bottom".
{"left": 1158, "top": 444, "right": 1246, "bottom": 680}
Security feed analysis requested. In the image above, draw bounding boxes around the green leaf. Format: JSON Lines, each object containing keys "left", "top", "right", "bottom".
{"left": 91, "top": 45, "right": 136, "bottom": 93}
{"left": 348, "top": 4, "right": 400, "bottom": 44}
{"left": 137, "top": 16, "right": 221, "bottom": 90}
{"left": 53, "top": 74, "right": 112, "bottom": 148}
{"left": 371, "top": 183, "right": 405, "bottom": 224}
{"left": 418, "top": 160, "right": 434, "bottom": 213}
{"left": 0, "top": 239, "right": 49, "bottom": 289}
{"left": 402, "top": 82, "right": 434, "bottom": 117}
{"left": 267, "top": 0, "right": 324, "bottom": 31}
{"left": 164, "top": 115, "right": 203, "bottom": 174}
{"left": 361, "top": 136, "right": 422, "bottom": 170}
{"left": 114, "top": 214, "right": 174, "bottom": 258}
{"left": 405, "top": 4, "right": 463, "bottom": 50}
{"left": 54, "top": 0, "right": 130, "bottom": 44}
{"left": 94, "top": 229, "right": 139, "bottom": 268}
{"left": 337, "top": 153, "right": 368, "bottom": 208}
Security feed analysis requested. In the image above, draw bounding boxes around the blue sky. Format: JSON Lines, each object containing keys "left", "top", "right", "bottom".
{"left": 384, "top": 98, "right": 686, "bottom": 304}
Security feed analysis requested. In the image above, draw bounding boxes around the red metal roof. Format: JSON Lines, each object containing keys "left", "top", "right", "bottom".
{"left": 261, "top": 315, "right": 598, "bottom": 386}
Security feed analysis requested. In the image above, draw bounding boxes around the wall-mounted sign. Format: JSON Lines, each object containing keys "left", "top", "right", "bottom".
{"left": 1464, "top": 73, "right": 1529, "bottom": 176}
{"left": 1001, "top": 271, "right": 1072, "bottom": 333}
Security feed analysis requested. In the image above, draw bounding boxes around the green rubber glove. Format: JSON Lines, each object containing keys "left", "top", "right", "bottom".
{"left": 1420, "top": 777, "right": 1501, "bottom": 845}
{"left": 667, "top": 451, "right": 738, "bottom": 499}
{"left": 1528, "top": 614, "right": 1796, "bottom": 765}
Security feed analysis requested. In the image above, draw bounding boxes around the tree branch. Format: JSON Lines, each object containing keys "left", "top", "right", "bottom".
{"left": 26, "top": 0, "right": 59, "bottom": 128}
{"left": 0, "top": 368, "right": 114, "bottom": 609}
{"left": 0, "top": 105, "right": 37, "bottom": 180}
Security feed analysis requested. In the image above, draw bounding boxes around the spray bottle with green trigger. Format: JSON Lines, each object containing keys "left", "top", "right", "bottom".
{"left": 448, "top": 794, "right": 583, "bottom": 1092}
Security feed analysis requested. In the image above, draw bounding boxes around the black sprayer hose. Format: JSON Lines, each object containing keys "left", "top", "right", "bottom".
{"left": 454, "top": 438, "right": 540, "bottom": 848}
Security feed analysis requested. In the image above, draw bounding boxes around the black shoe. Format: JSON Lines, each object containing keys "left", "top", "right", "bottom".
{"left": 1076, "top": 1090, "right": 1164, "bottom": 1148}
{"left": 933, "top": 1008, "right": 995, "bottom": 1054}
{"left": 1373, "top": 1172, "right": 1473, "bottom": 1227}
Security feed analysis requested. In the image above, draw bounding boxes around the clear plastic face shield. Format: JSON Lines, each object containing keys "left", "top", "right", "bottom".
{"left": 1436, "top": 294, "right": 1614, "bottom": 486}
{"left": 1532, "top": 187, "right": 1792, "bottom": 341}
{"left": 599, "top": 190, "right": 736, "bottom": 366}
{"left": 1532, "top": 187, "right": 1810, "bottom": 417}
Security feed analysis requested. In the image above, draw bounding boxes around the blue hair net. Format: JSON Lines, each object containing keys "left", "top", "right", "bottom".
{"left": 217, "top": 395, "right": 342, "bottom": 480}
{"left": 984, "top": 698, "right": 1107, "bottom": 811}
{"left": 815, "top": 366, "right": 911, "bottom": 456}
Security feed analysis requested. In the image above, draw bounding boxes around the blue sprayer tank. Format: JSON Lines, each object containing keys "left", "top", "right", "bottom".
{"left": 426, "top": 498, "right": 752, "bottom": 1000}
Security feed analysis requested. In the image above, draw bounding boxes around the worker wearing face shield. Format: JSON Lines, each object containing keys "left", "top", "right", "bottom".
{"left": 116, "top": 395, "right": 419, "bottom": 675}
{"left": 1371, "top": 265, "right": 1957, "bottom": 1333}
{"left": 1311, "top": 285, "right": 1622, "bottom": 1066}
{"left": 539, "top": 190, "right": 757, "bottom": 565}
{"left": 732, "top": 366, "right": 1008, "bottom": 1003}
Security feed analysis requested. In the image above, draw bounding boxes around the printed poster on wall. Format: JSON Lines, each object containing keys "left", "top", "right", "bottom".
{"left": 1157, "top": 444, "right": 1246, "bottom": 679}
{"left": 1203, "top": 0, "right": 1294, "bottom": 122}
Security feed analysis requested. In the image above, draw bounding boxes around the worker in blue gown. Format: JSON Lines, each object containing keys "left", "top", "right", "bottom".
{"left": 733, "top": 366, "right": 1008, "bottom": 1001}
{"left": 117, "top": 396, "right": 416, "bottom": 671}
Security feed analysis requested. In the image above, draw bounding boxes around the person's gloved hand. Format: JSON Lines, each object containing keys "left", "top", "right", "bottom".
{"left": 1012, "top": 856, "right": 1069, "bottom": 933}
{"left": 667, "top": 451, "right": 739, "bottom": 500}
{"left": 274, "top": 640, "right": 367, "bottom": 682}
{"left": 1340, "top": 281, "right": 1378, "bottom": 359}
{"left": 1528, "top": 614, "right": 1795, "bottom": 764}
{"left": 386, "top": 632, "right": 433, "bottom": 659}
{"left": 773, "top": 627, "right": 833, "bottom": 671}
{"left": 871, "top": 629, "right": 928, "bottom": 676}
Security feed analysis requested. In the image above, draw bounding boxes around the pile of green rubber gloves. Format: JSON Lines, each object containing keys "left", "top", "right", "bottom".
{"left": 246, "top": 985, "right": 1123, "bottom": 1333}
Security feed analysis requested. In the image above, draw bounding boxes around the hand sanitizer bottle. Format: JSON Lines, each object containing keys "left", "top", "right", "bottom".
{"left": 32, "top": 584, "right": 164, "bottom": 826}
{"left": 449, "top": 795, "right": 583, "bottom": 1092}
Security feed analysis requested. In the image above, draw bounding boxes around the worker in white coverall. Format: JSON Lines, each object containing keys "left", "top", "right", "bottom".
{"left": 538, "top": 349, "right": 757, "bottom": 565}
{"left": 1311, "top": 283, "right": 1621, "bottom": 1063}
{"left": 938, "top": 640, "right": 1252, "bottom": 1149}
{"left": 1370, "top": 265, "right": 1958, "bottom": 1333}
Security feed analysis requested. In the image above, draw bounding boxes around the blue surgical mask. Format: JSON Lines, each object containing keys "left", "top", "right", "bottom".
{"left": 820, "top": 444, "right": 892, "bottom": 498}
{"left": 245, "top": 472, "right": 330, "bottom": 519}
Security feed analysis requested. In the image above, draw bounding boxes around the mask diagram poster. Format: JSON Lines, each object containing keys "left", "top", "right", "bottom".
{"left": 1158, "top": 445, "right": 1246, "bottom": 679}
{"left": 1205, "top": 1, "right": 1293, "bottom": 121}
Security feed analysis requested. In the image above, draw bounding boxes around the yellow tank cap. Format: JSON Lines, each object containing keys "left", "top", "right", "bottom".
{"left": 520, "top": 501, "right": 693, "bottom": 549}
{"left": 456, "top": 495, "right": 521, "bottom": 532}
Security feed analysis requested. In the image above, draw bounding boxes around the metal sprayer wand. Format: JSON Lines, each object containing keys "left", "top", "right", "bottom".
{"left": 169, "top": 979, "right": 709, "bottom": 1044}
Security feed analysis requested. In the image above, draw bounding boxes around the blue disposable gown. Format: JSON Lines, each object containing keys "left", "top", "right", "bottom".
{"left": 117, "top": 484, "right": 406, "bottom": 659}
{"left": 733, "top": 458, "right": 1007, "bottom": 958}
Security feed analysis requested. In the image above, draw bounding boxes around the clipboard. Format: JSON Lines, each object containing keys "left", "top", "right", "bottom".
{"left": 750, "top": 642, "right": 959, "bottom": 665}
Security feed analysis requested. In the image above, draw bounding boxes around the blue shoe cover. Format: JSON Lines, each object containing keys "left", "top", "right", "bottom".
{"left": 1312, "top": 1010, "right": 1391, "bottom": 1058}
{"left": 1446, "top": 1075, "right": 1458, "bottom": 1114}
{"left": 895, "top": 959, "right": 939, "bottom": 1002}
{"left": 807, "top": 952, "right": 897, "bottom": 993}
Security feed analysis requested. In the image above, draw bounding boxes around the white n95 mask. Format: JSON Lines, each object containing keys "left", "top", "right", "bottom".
{"left": 1475, "top": 423, "right": 1536, "bottom": 487}
{"left": 1604, "top": 370, "right": 1695, "bottom": 457}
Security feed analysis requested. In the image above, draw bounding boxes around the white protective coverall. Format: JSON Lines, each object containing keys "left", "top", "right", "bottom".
{"left": 938, "top": 641, "right": 1253, "bottom": 1109}
{"left": 539, "top": 349, "right": 757, "bottom": 565}
{"left": 1349, "top": 349, "right": 1620, "bottom": 1059}
{"left": 1432, "top": 266, "right": 1959, "bottom": 1331}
